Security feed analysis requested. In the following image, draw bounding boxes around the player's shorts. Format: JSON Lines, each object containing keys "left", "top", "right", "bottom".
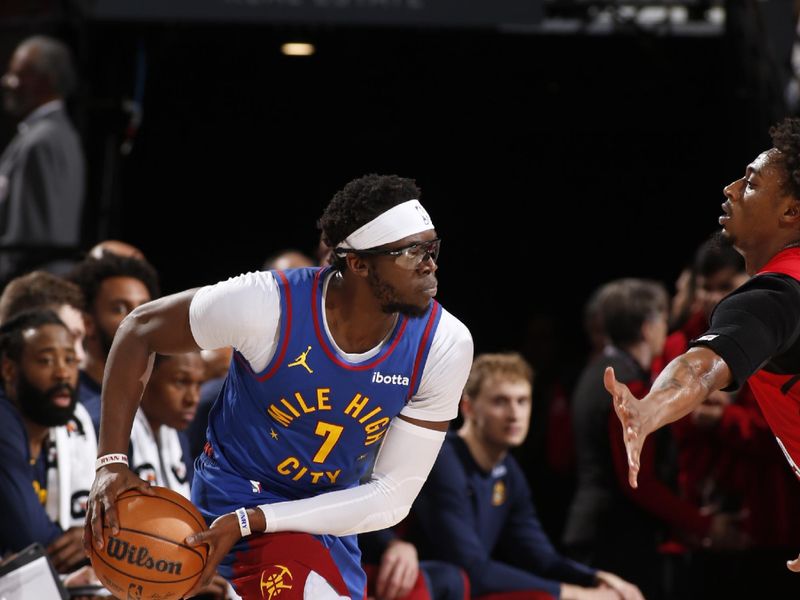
{"left": 192, "top": 451, "right": 365, "bottom": 599}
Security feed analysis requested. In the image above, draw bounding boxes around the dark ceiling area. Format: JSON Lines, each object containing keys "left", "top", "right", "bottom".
{"left": 0, "top": 1, "right": 789, "bottom": 360}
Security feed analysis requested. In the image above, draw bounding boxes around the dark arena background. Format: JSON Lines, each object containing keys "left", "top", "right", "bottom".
{"left": 2, "top": 1, "right": 799, "bottom": 598}
{"left": 4, "top": 1, "right": 792, "bottom": 357}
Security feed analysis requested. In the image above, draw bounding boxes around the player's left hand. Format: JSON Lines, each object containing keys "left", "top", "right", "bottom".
{"left": 376, "top": 539, "right": 419, "bottom": 600}
{"left": 596, "top": 570, "right": 646, "bottom": 600}
{"left": 184, "top": 512, "right": 242, "bottom": 598}
{"left": 188, "top": 574, "right": 230, "bottom": 599}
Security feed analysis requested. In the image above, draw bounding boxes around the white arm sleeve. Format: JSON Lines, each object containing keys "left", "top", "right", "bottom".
{"left": 400, "top": 308, "right": 473, "bottom": 422}
{"left": 258, "top": 418, "right": 446, "bottom": 536}
{"left": 189, "top": 271, "right": 282, "bottom": 373}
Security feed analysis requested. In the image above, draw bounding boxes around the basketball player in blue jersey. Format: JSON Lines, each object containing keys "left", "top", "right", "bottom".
{"left": 84, "top": 174, "right": 474, "bottom": 600}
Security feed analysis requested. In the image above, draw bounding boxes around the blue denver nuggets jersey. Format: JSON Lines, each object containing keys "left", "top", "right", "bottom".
{"left": 204, "top": 267, "right": 442, "bottom": 500}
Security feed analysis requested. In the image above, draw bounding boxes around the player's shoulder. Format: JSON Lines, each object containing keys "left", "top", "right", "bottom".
{"left": 0, "top": 394, "right": 29, "bottom": 450}
{"left": 502, "top": 451, "right": 526, "bottom": 481}
{"left": 715, "top": 273, "right": 800, "bottom": 316}
{"left": 277, "top": 266, "right": 324, "bottom": 284}
{"left": 25, "top": 113, "right": 77, "bottom": 148}
{"left": 433, "top": 305, "right": 473, "bottom": 348}
{"left": 196, "top": 270, "right": 278, "bottom": 304}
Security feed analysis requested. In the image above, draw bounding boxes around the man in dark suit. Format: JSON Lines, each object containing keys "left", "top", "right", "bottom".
{"left": 0, "top": 35, "right": 85, "bottom": 282}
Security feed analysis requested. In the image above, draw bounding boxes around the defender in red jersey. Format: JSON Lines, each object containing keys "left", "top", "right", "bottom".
{"left": 605, "top": 117, "right": 800, "bottom": 572}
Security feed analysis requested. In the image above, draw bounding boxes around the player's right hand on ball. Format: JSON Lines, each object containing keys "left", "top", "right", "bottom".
{"left": 84, "top": 464, "right": 154, "bottom": 555}
{"left": 184, "top": 512, "right": 244, "bottom": 598}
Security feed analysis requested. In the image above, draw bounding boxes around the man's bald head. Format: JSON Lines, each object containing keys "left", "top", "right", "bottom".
{"left": 88, "top": 240, "right": 146, "bottom": 262}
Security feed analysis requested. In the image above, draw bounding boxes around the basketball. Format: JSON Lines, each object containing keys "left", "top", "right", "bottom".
{"left": 89, "top": 486, "right": 208, "bottom": 600}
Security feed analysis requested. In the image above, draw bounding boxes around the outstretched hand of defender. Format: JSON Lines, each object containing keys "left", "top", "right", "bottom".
{"left": 184, "top": 512, "right": 244, "bottom": 598}
{"left": 787, "top": 552, "right": 800, "bottom": 573}
{"left": 84, "top": 464, "right": 155, "bottom": 555}
{"left": 605, "top": 366, "right": 652, "bottom": 489}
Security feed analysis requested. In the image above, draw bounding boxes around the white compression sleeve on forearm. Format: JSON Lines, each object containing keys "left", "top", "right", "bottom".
{"left": 258, "top": 417, "right": 446, "bottom": 536}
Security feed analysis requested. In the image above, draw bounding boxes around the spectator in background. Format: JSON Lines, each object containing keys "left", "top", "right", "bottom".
{"left": 133, "top": 351, "right": 231, "bottom": 599}
{"left": 0, "top": 310, "right": 93, "bottom": 574}
{"left": 412, "top": 352, "right": 642, "bottom": 600}
{"left": 0, "top": 270, "right": 86, "bottom": 366}
{"left": 132, "top": 353, "right": 202, "bottom": 497}
{"left": 68, "top": 253, "right": 159, "bottom": 432}
{"left": 87, "top": 239, "right": 145, "bottom": 262}
{"left": 201, "top": 347, "right": 233, "bottom": 382}
{"left": 262, "top": 248, "right": 314, "bottom": 271}
{"left": 660, "top": 237, "right": 749, "bottom": 367}
{"left": 583, "top": 289, "right": 609, "bottom": 364}
{"left": 563, "top": 279, "right": 743, "bottom": 600}
{"left": 0, "top": 36, "right": 84, "bottom": 282}
{"left": 359, "top": 528, "right": 466, "bottom": 600}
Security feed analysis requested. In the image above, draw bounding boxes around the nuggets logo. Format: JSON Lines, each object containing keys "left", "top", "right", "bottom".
{"left": 32, "top": 480, "right": 47, "bottom": 505}
{"left": 492, "top": 480, "right": 506, "bottom": 506}
{"left": 288, "top": 346, "right": 314, "bottom": 374}
{"left": 260, "top": 565, "right": 293, "bottom": 599}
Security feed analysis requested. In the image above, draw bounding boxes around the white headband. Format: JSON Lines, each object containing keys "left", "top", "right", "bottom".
{"left": 337, "top": 199, "right": 434, "bottom": 251}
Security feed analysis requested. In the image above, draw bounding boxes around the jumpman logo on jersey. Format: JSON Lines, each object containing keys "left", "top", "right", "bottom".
{"left": 288, "top": 346, "right": 314, "bottom": 373}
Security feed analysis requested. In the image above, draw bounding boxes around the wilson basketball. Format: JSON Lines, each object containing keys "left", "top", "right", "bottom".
{"left": 89, "top": 486, "right": 208, "bottom": 600}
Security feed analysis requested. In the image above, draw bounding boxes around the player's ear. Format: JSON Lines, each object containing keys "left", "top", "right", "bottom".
{"left": 1, "top": 356, "right": 17, "bottom": 389}
{"left": 346, "top": 253, "right": 370, "bottom": 278}
{"left": 782, "top": 196, "right": 800, "bottom": 221}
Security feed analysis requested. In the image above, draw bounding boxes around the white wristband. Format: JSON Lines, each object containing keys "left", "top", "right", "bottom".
{"left": 95, "top": 454, "right": 129, "bottom": 471}
{"left": 235, "top": 507, "right": 252, "bottom": 537}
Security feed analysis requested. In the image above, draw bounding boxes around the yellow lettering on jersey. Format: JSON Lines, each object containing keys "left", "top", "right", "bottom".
{"left": 295, "top": 392, "right": 316, "bottom": 414}
{"left": 365, "top": 431, "right": 387, "bottom": 446}
{"left": 275, "top": 458, "right": 342, "bottom": 485}
{"left": 358, "top": 406, "right": 382, "bottom": 424}
{"left": 317, "top": 388, "right": 331, "bottom": 411}
{"left": 344, "top": 393, "right": 369, "bottom": 418}
{"left": 277, "top": 456, "right": 300, "bottom": 475}
{"left": 280, "top": 398, "right": 301, "bottom": 418}
{"left": 365, "top": 417, "right": 390, "bottom": 433}
{"left": 268, "top": 405, "right": 294, "bottom": 427}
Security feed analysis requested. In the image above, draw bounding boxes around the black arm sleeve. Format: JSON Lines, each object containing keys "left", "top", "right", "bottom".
{"left": 690, "top": 274, "right": 800, "bottom": 389}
